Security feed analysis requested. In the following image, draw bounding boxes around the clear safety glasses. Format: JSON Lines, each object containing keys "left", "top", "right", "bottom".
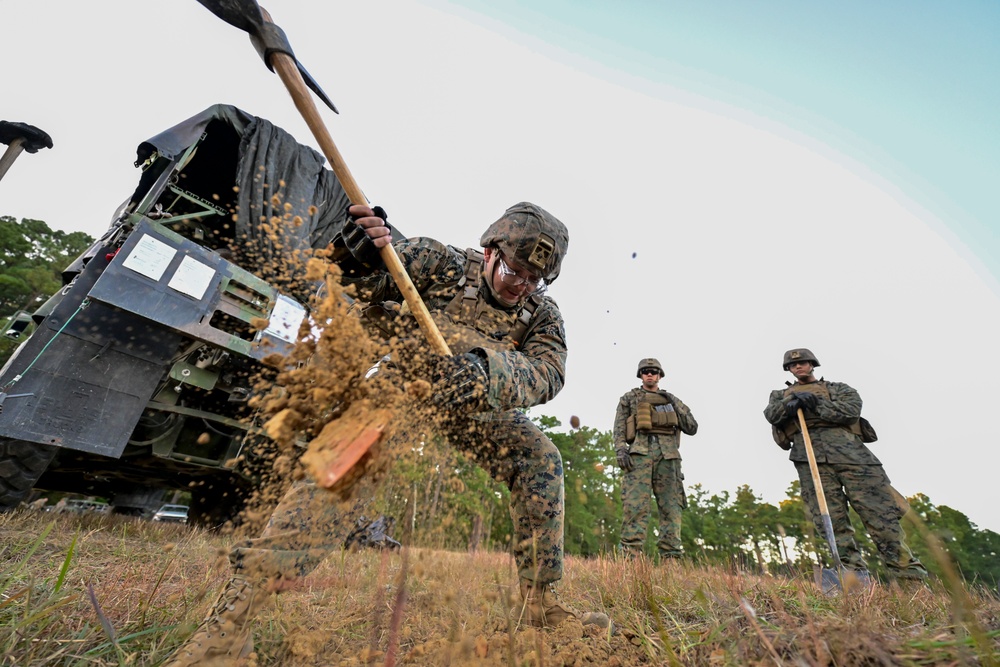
{"left": 497, "top": 255, "right": 547, "bottom": 295}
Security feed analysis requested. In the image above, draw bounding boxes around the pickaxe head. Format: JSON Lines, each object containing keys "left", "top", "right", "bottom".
{"left": 193, "top": 0, "right": 263, "bottom": 34}
{"left": 0, "top": 121, "right": 53, "bottom": 154}
{"left": 0, "top": 121, "right": 53, "bottom": 185}
{"left": 194, "top": 0, "right": 338, "bottom": 113}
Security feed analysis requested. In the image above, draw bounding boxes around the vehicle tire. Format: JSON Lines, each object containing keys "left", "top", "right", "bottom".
{"left": 0, "top": 439, "right": 57, "bottom": 509}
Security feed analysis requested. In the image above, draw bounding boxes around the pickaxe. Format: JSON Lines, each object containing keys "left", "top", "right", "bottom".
{"left": 195, "top": 0, "right": 452, "bottom": 491}
{"left": 0, "top": 121, "right": 53, "bottom": 184}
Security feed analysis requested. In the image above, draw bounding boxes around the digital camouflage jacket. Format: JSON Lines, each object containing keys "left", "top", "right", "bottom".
{"left": 348, "top": 237, "right": 567, "bottom": 411}
{"left": 763, "top": 379, "right": 882, "bottom": 465}
{"left": 613, "top": 387, "right": 698, "bottom": 459}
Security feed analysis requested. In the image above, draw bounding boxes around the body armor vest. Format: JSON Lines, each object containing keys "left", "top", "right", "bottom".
{"left": 419, "top": 248, "right": 542, "bottom": 355}
{"left": 781, "top": 381, "right": 865, "bottom": 439}
{"left": 630, "top": 390, "right": 679, "bottom": 437}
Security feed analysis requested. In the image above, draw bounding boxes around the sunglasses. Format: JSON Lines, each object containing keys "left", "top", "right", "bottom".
{"left": 640, "top": 368, "right": 660, "bottom": 376}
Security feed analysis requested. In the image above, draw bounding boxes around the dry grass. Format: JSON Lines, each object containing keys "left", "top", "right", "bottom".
{"left": 1, "top": 510, "right": 999, "bottom": 666}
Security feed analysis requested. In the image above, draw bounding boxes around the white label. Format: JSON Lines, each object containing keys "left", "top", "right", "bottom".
{"left": 264, "top": 294, "right": 306, "bottom": 344}
{"left": 121, "top": 234, "right": 176, "bottom": 281}
{"left": 167, "top": 255, "right": 216, "bottom": 300}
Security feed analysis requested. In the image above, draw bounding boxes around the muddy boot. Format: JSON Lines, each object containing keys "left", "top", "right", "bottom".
{"left": 164, "top": 575, "right": 270, "bottom": 667}
{"left": 517, "top": 578, "right": 610, "bottom": 630}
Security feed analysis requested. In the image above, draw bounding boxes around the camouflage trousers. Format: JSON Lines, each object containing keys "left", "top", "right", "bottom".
{"left": 230, "top": 409, "right": 566, "bottom": 585}
{"left": 620, "top": 453, "right": 685, "bottom": 558}
{"left": 795, "top": 462, "right": 926, "bottom": 580}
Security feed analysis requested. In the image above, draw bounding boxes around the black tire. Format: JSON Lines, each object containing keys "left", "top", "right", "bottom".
{"left": 0, "top": 439, "right": 57, "bottom": 509}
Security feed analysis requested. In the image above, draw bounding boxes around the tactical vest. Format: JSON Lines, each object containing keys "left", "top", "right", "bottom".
{"left": 780, "top": 381, "right": 870, "bottom": 441}
{"left": 422, "top": 248, "right": 542, "bottom": 355}
{"left": 626, "top": 390, "right": 679, "bottom": 442}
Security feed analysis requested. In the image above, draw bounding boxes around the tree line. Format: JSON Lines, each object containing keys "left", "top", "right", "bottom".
{"left": 372, "top": 415, "right": 1000, "bottom": 589}
{"left": 0, "top": 216, "right": 93, "bottom": 364}
{"left": 3, "top": 215, "right": 995, "bottom": 589}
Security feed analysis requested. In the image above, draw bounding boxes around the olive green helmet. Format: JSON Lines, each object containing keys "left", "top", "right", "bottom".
{"left": 636, "top": 358, "right": 664, "bottom": 378}
{"left": 480, "top": 202, "right": 569, "bottom": 283}
{"left": 782, "top": 348, "right": 820, "bottom": 371}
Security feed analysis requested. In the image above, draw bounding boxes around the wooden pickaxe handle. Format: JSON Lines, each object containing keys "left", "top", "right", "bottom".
{"left": 261, "top": 9, "right": 451, "bottom": 357}
{"left": 0, "top": 139, "right": 26, "bottom": 184}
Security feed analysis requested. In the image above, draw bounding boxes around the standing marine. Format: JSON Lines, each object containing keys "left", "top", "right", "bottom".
{"left": 763, "top": 348, "right": 927, "bottom": 581}
{"left": 166, "top": 202, "right": 609, "bottom": 666}
{"left": 614, "top": 358, "right": 698, "bottom": 559}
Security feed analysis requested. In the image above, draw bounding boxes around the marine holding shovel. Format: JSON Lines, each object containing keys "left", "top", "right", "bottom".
{"left": 166, "top": 202, "right": 610, "bottom": 666}
{"left": 763, "top": 348, "right": 927, "bottom": 586}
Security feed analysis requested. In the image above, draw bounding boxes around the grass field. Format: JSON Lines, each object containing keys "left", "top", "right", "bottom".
{"left": 2, "top": 509, "right": 998, "bottom": 666}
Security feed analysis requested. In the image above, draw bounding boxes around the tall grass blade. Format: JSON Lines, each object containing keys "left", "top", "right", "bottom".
{"left": 1, "top": 520, "right": 55, "bottom": 590}
{"left": 87, "top": 583, "right": 118, "bottom": 644}
{"left": 53, "top": 532, "right": 78, "bottom": 594}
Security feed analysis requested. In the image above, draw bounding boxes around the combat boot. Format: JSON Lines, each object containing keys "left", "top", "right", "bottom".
{"left": 164, "top": 575, "right": 269, "bottom": 667}
{"left": 517, "top": 578, "right": 610, "bottom": 630}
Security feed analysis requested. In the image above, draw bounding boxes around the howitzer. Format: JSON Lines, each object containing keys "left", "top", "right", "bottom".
{"left": 0, "top": 105, "right": 381, "bottom": 523}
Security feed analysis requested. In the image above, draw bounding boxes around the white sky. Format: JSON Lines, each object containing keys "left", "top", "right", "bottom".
{"left": 2, "top": 0, "right": 997, "bottom": 532}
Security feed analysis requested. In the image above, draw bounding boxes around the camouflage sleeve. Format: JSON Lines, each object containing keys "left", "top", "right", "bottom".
{"left": 477, "top": 298, "right": 567, "bottom": 410}
{"left": 613, "top": 391, "right": 633, "bottom": 448}
{"left": 763, "top": 389, "right": 790, "bottom": 425}
{"left": 816, "top": 381, "right": 862, "bottom": 424}
{"left": 668, "top": 394, "right": 698, "bottom": 436}
{"left": 345, "top": 237, "right": 460, "bottom": 303}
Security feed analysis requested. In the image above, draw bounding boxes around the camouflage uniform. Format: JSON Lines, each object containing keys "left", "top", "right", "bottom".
{"left": 614, "top": 387, "right": 697, "bottom": 558}
{"left": 232, "top": 235, "right": 569, "bottom": 584}
{"left": 764, "top": 379, "right": 926, "bottom": 580}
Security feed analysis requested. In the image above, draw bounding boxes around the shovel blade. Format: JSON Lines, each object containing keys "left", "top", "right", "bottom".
{"left": 301, "top": 400, "right": 394, "bottom": 492}
{"left": 819, "top": 567, "right": 872, "bottom": 595}
{"left": 819, "top": 567, "right": 841, "bottom": 594}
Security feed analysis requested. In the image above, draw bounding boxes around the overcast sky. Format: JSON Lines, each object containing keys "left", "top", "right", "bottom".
{"left": 2, "top": 0, "right": 998, "bottom": 532}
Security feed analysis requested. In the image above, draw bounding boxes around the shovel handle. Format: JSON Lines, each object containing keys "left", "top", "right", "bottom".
{"left": 0, "top": 139, "right": 26, "bottom": 184}
{"left": 261, "top": 9, "right": 451, "bottom": 356}
{"left": 797, "top": 408, "right": 842, "bottom": 566}
{"left": 797, "top": 408, "right": 829, "bottom": 515}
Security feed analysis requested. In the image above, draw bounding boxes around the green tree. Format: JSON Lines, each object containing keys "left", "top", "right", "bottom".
{"left": 0, "top": 216, "right": 93, "bottom": 364}
{"left": 682, "top": 484, "right": 787, "bottom": 572}
{"left": 369, "top": 413, "right": 1000, "bottom": 590}
{"left": 0, "top": 216, "right": 92, "bottom": 311}
{"left": 727, "top": 484, "right": 786, "bottom": 571}
{"left": 906, "top": 493, "right": 1000, "bottom": 587}
{"left": 539, "top": 416, "right": 620, "bottom": 557}
{"left": 775, "top": 481, "right": 812, "bottom": 574}
{"left": 373, "top": 433, "right": 511, "bottom": 553}
{"left": 682, "top": 485, "right": 733, "bottom": 563}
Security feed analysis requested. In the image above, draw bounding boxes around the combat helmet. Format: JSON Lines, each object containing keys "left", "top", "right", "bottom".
{"left": 480, "top": 202, "right": 569, "bottom": 283}
{"left": 636, "top": 358, "right": 665, "bottom": 378}
{"left": 782, "top": 348, "right": 820, "bottom": 371}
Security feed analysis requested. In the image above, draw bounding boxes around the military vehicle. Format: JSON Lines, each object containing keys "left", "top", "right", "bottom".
{"left": 0, "top": 105, "right": 396, "bottom": 525}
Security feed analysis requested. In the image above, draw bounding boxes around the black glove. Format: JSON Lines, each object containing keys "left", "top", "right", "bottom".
{"left": 791, "top": 391, "right": 818, "bottom": 411}
{"left": 616, "top": 447, "right": 634, "bottom": 472}
{"left": 343, "top": 205, "right": 390, "bottom": 269}
{"left": 431, "top": 352, "right": 489, "bottom": 412}
{"left": 784, "top": 397, "right": 803, "bottom": 421}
